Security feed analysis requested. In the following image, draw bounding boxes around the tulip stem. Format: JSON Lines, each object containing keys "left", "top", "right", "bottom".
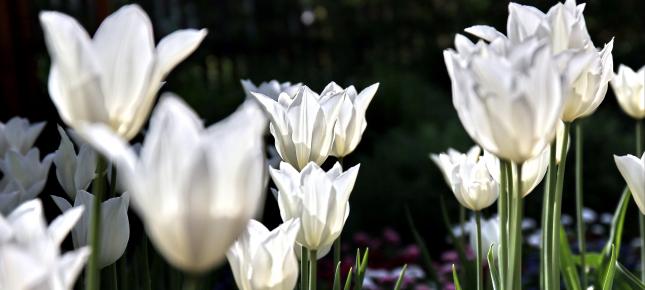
{"left": 475, "top": 211, "right": 483, "bottom": 290}
{"left": 142, "top": 236, "right": 152, "bottom": 290}
{"left": 541, "top": 141, "right": 557, "bottom": 290}
{"left": 110, "top": 263, "right": 118, "bottom": 290}
{"left": 309, "top": 249, "right": 317, "bottom": 290}
{"left": 301, "top": 247, "right": 309, "bottom": 290}
{"left": 498, "top": 160, "right": 509, "bottom": 286}
{"left": 637, "top": 119, "right": 644, "bottom": 283}
{"left": 551, "top": 122, "right": 571, "bottom": 289}
{"left": 182, "top": 275, "right": 199, "bottom": 290}
{"left": 575, "top": 122, "right": 587, "bottom": 287}
{"left": 459, "top": 206, "right": 466, "bottom": 249}
{"left": 334, "top": 156, "right": 344, "bottom": 270}
{"left": 86, "top": 155, "right": 106, "bottom": 290}
{"left": 507, "top": 162, "right": 523, "bottom": 290}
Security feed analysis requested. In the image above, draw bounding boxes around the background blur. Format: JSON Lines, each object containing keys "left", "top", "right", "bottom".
{"left": 1, "top": 0, "right": 644, "bottom": 279}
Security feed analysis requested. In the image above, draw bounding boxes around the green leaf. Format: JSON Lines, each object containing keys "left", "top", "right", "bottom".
{"left": 405, "top": 206, "right": 441, "bottom": 287}
{"left": 344, "top": 267, "right": 354, "bottom": 290}
{"left": 333, "top": 262, "right": 342, "bottom": 290}
{"left": 599, "top": 244, "right": 618, "bottom": 290}
{"left": 452, "top": 264, "right": 463, "bottom": 290}
{"left": 393, "top": 264, "right": 408, "bottom": 290}
{"left": 353, "top": 248, "right": 369, "bottom": 290}
{"left": 572, "top": 252, "right": 603, "bottom": 268}
{"left": 614, "top": 262, "right": 645, "bottom": 290}
{"left": 487, "top": 244, "right": 500, "bottom": 290}
{"left": 603, "top": 188, "right": 630, "bottom": 257}
{"left": 559, "top": 226, "right": 581, "bottom": 290}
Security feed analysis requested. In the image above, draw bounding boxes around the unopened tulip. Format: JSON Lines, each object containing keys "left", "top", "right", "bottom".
{"left": 0, "top": 199, "right": 89, "bottom": 290}
{"left": 253, "top": 83, "right": 345, "bottom": 170}
{"left": 79, "top": 94, "right": 266, "bottom": 272}
{"left": 241, "top": 79, "right": 301, "bottom": 101}
{"left": 430, "top": 146, "right": 481, "bottom": 186}
{"left": 227, "top": 219, "right": 300, "bottom": 290}
{"left": 52, "top": 190, "right": 130, "bottom": 268}
{"left": 39, "top": 4, "right": 207, "bottom": 140}
{"left": 53, "top": 126, "right": 96, "bottom": 199}
{"left": 611, "top": 65, "right": 644, "bottom": 119}
{"left": 0, "top": 117, "right": 45, "bottom": 158}
{"left": 331, "top": 83, "right": 379, "bottom": 157}
{"left": 451, "top": 158, "right": 499, "bottom": 211}
{"left": 614, "top": 153, "right": 645, "bottom": 214}
{"left": 270, "top": 162, "right": 359, "bottom": 253}
{"left": 0, "top": 149, "right": 54, "bottom": 214}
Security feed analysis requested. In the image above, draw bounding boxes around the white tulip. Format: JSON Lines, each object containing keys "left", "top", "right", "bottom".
{"left": 78, "top": 93, "right": 266, "bottom": 272}
{"left": 253, "top": 83, "right": 345, "bottom": 170}
{"left": 483, "top": 149, "right": 548, "bottom": 197}
{"left": 270, "top": 162, "right": 359, "bottom": 253}
{"left": 611, "top": 64, "right": 644, "bottom": 119}
{"left": 0, "top": 199, "right": 89, "bottom": 290}
{"left": 331, "top": 83, "right": 379, "bottom": 157}
{"left": 51, "top": 190, "right": 130, "bottom": 268}
{"left": 39, "top": 4, "right": 207, "bottom": 140}
{"left": 430, "top": 146, "right": 481, "bottom": 186}
{"left": 0, "top": 149, "right": 54, "bottom": 214}
{"left": 444, "top": 35, "right": 565, "bottom": 163}
{"left": 614, "top": 153, "right": 645, "bottom": 214}
{"left": 465, "top": 0, "right": 613, "bottom": 122}
{"left": 0, "top": 117, "right": 45, "bottom": 158}
{"left": 53, "top": 126, "right": 96, "bottom": 199}
{"left": 241, "top": 79, "right": 302, "bottom": 101}
{"left": 468, "top": 215, "right": 500, "bottom": 262}
{"left": 227, "top": 219, "right": 300, "bottom": 290}
{"left": 451, "top": 158, "right": 499, "bottom": 211}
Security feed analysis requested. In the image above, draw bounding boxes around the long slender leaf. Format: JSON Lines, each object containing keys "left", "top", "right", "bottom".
{"left": 600, "top": 245, "right": 618, "bottom": 290}
{"left": 393, "top": 265, "right": 408, "bottom": 290}
{"left": 333, "top": 262, "right": 342, "bottom": 290}
{"left": 488, "top": 244, "right": 500, "bottom": 290}
{"left": 452, "top": 264, "right": 463, "bottom": 290}
{"left": 614, "top": 262, "right": 645, "bottom": 290}
{"left": 344, "top": 267, "right": 354, "bottom": 290}
{"left": 405, "top": 206, "right": 441, "bottom": 287}
{"left": 559, "top": 226, "right": 581, "bottom": 290}
{"left": 603, "top": 188, "right": 630, "bottom": 256}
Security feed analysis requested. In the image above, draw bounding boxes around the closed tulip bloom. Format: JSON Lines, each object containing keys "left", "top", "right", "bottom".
{"left": 465, "top": 0, "right": 613, "bottom": 122}
{"left": 227, "top": 219, "right": 300, "bottom": 290}
{"left": 253, "top": 84, "right": 345, "bottom": 170}
{"left": 241, "top": 79, "right": 302, "bottom": 101}
{"left": 451, "top": 158, "right": 499, "bottom": 211}
{"left": 331, "top": 83, "right": 379, "bottom": 157}
{"left": 39, "top": 5, "right": 207, "bottom": 140}
{"left": 611, "top": 65, "right": 645, "bottom": 119}
{"left": 0, "top": 117, "right": 45, "bottom": 158}
{"left": 270, "top": 162, "right": 359, "bottom": 252}
{"left": 468, "top": 215, "right": 500, "bottom": 261}
{"left": 78, "top": 94, "right": 266, "bottom": 272}
{"left": 53, "top": 126, "right": 96, "bottom": 199}
{"left": 444, "top": 36, "right": 565, "bottom": 163}
{"left": 51, "top": 190, "right": 130, "bottom": 268}
{"left": 0, "top": 199, "right": 89, "bottom": 290}
{"left": 0, "top": 149, "right": 54, "bottom": 214}
{"left": 614, "top": 153, "right": 645, "bottom": 214}
{"left": 483, "top": 149, "right": 548, "bottom": 197}
{"left": 430, "top": 146, "right": 481, "bottom": 186}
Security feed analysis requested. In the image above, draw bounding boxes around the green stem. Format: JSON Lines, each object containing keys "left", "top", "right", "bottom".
{"left": 333, "top": 157, "right": 344, "bottom": 270}
{"left": 86, "top": 155, "right": 106, "bottom": 290}
{"left": 551, "top": 122, "right": 572, "bottom": 290}
{"left": 498, "top": 160, "right": 509, "bottom": 286}
{"left": 301, "top": 247, "right": 309, "bottom": 290}
{"left": 459, "top": 206, "right": 467, "bottom": 248}
{"left": 507, "top": 162, "right": 523, "bottom": 290}
{"left": 309, "top": 249, "right": 318, "bottom": 290}
{"left": 182, "top": 275, "right": 199, "bottom": 290}
{"left": 475, "top": 211, "right": 483, "bottom": 290}
{"left": 110, "top": 263, "right": 118, "bottom": 290}
{"left": 637, "top": 119, "right": 644, "bottom": 282}
{"left": 119, "top": 255, "right": 127, "bottom": 290}
{"left": 542, "top": 141, "right": 558, "bottom": 290}
{"left": 575, "top": 122, "right": 587, "bottom": 287}
{"left": 142, "top": 237, "right": 152, "bottom": 290}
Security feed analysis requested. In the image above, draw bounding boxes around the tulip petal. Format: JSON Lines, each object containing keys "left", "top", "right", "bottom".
{"left": 47, "top": 205, "right": 84, "bottom": 246}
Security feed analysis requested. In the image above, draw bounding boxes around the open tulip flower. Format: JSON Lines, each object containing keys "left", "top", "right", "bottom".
{"left": 78, "top": 94, "right": 267, "bottom": 273}
{"left": 270, "top": 161, "right": 359, "bottom": 253}
{"left": 0, "top": 117, "right": 46, "bottom": 158}
{"left": 51, "top": 190, "right": 130, "bottom": 268}
{"left": 614, "top": 153, "right": 645, "bottom": 214}
{"left": 430, "top": 146, "right": 481, "bottom": 186}
{"left": 0, "top": 199, "right": 89, "bottom": 290}
{"left": 227, "top": 219, "right": 301, "bottom": 290}
{"left": 0, "top": 149, "right": 54, "bottom": 214}
{"left": 53, "top": 126, "right": 96, "bottom": 200}
{"left": 253, "top": 83, "right": 345, "bottom": 170}
{"left": 39, "top": 4, "right": 207, "bottom": 140}
{"left": 331, "top": 83, "right": 379, "bottom": 157}
{"left": 611, "top": 64, "right": 645, "bottom": 119}
{"left": 241, "top": 79, "right": 302, "bottom": 101}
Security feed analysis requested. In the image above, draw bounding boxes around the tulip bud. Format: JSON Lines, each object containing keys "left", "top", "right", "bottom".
{"left": 614, "top": 153, "right": 645, "bottom": 214}
{"left": 611, "top": 64, "right": 645, "bottom": 119}
{"left": 54, "top": 126, "right": 97, "bottom": 199}
{"left": 0, "top": 149, "right": 54, "bottom": 214}
{"left": 0, "top": 117, "right": 45, "bottom": 158}
{"left": 331, "top": 83, "right": 379, "bottom": 157}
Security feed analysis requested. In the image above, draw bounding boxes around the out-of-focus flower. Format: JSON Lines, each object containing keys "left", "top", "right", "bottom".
{"left": 465, "top": 0, "right": 612, "bottom": 122}
{"left": 611, "top": 64, "right": 644, "bottom": 119}
{"left": 227, "top": 219, "right": 300, "bottom": 290}
{"left": 483, "top": 148, "right": 548, "bottom": 197}
{"left": 78, "top": 94, "right": 267, "bottom": 272}
{"left": 0, "top": 149, "right": 54, "bottom": 214}
{"left": 0, "top": 199, "right": 89, "bottom": 290}
{"left": 53, "top": 126, "right": 96, "bottom": 199}
{"left": 331, "top": 83, "right": 379, "bottom": 157}
{"left": 241, "top": 79, "right": 301, "bottom": 101}
{"left": 444, "top": 35, "right": 568, "bottom": 163}
{"left": 253, "top": 83, "right": 345, "bottom": 170}
{"left": 614, "top": 153, "right": 645, "bottom": 214}
{"left": 270, "top": 161, "right": 359, "bottom": 253}
{"left": 431, "top": 146, "right": 481, "bottom": 186}
{"left": 0, "top": 117, "right": 45, "bottom": 158}
{"left": 582, "top": 208, "right": 597, "bottom": 224}
{"left": 468, "top": 216, "right": 500, "bottom": 262}
{"left": 51, "top": 190, "right": 129, "bottom": 268}
{"left": 39, "top": 4, "right": 207, "bottom": 140}
{"left": 451, "top": 157, "right": 498, "bottom": 211}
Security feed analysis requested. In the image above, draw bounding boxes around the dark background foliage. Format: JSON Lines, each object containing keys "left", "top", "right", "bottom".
{"left": 1, "top": 0, "right": 644, "bottom": 261}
